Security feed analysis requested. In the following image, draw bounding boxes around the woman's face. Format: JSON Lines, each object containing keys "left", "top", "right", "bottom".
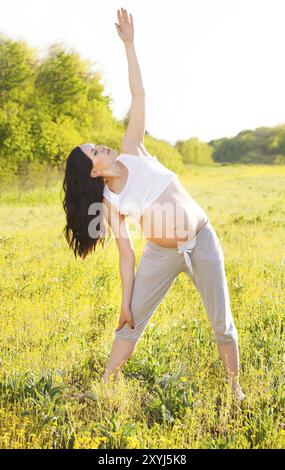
{"left": 79, "top": 143, "right": 118, "bottom": 177}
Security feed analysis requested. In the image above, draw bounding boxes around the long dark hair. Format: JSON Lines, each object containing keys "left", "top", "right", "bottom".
{"left": 61, "top": 146, "right": 110, "bottom": 259}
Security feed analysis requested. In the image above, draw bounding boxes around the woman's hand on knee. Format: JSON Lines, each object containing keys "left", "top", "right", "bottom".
{"left": 116, "top": 304, "right": 135, "bottom": 331}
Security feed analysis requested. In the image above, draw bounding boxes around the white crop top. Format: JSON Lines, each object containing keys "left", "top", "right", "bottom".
{"left": 103, "top": 153, "right": 178, "bottom": 224}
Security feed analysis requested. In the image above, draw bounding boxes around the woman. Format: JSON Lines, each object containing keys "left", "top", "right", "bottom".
{"left": 62, "top": 8, "right": 245, "bottom": 401}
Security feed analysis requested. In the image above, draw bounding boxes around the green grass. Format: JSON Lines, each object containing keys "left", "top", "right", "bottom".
{"left": 0, "top": 164, "right": 284, "bottom": 449}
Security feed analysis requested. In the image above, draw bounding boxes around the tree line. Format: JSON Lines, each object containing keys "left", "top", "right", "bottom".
{"left": 0, "top": 35, "right": 284, "bottom": 177}
{"left": 208, "top": 126, "right": 285, "bottom": 164}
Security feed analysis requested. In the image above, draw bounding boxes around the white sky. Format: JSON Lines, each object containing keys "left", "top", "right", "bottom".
{"left": 1, "top": 0, "right": 284, "bottom": 145}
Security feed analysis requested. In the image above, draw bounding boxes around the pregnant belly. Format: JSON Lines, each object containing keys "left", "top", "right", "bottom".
{"left": 139, "top": 178, "right": 208, "bottom": 248}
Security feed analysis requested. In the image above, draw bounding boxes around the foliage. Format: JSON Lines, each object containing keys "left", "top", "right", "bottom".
{"left": 0, "top": 36, "right": 185, "bottom": 173}
{"left": 0, "top": 36, "right": 36, "bottom": 106}
{"left": 0, "top": 164, "right": 284, "bottom": 448}
{"left": 176, "top": 137, "right": 214, "bottom": 166}
{"left": 209, "top": 125, "right": 285, "bottom": 164}
{"left": 0, "top": 38, "right": 122, "bottom": 170}
{"left": 1, "top": 34, "right": 284, "bottom": 175}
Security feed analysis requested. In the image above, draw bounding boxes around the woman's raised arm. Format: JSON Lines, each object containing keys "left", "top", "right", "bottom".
{"left": 115, "top": 8, "right": 145, "bottom": 95}
{"left": 115, "top": 8, "right": 146, "bottom": 146}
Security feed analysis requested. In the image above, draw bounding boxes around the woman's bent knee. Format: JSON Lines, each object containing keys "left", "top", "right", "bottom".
{"left": 214, "top": 325, "right": 238, "bottom": 344}
{"left": 114, "top": 320, "right": 144, "bottom": 343}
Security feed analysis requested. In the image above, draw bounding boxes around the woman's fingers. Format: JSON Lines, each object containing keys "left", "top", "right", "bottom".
{"left": 116, "top": 312, "right": 135, "bottom": 331}
{"left": 123, "top": 8, "right": 129, "bottom": 22}
{"left": 117, "top": 9, "right": 123, "bottom": 25}
{"left": 117, "top": 7, "right": 131, "bottom": 24}
{"left": 115, "top": 320, "right": 125, "bottom": 331}
{"left": 117, "top": 8, "right": 125, "bottom": 24}
{"left": 121, "top": 8, "right": 126, "bottom": 22}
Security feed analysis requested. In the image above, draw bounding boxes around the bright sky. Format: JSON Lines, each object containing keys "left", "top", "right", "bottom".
{"left": 1, "top": 0, "right": 284, "bottom": 145}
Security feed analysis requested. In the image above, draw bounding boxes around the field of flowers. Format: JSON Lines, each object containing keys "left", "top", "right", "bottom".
{"left": 0, "top": 164, "right": 284, "bottom": 448}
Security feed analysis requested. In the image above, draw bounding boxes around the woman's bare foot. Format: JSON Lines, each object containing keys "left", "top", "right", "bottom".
{"left": 231, "top": 381, "right": 246, "bottom": 402}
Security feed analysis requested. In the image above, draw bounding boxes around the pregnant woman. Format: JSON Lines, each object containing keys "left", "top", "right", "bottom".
{"left": 62, "top": 8, "right": 245, "bottom": 401}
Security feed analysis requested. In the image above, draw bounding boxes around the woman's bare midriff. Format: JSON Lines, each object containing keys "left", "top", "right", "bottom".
{"left": 138, "top": 177, "right": 208, "bottom": 249}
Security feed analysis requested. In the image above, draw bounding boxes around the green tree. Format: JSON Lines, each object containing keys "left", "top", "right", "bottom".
{"left": 0, "top": 102, "right": 32, "bottom": 169}
{"left": 209, "top": 125, "right": 285, "bottom": 164}
{"left": 0, "top": 36, "right": 36, "bottom": 106}
{"left": 176, "top": 137, "right": 214, "bottom": 165}
{"left": 35, "top": 43, "right": 110, "bottom": 127}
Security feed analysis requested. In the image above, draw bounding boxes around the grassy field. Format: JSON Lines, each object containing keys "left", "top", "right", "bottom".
{"left": 0, "top": 164, "right": 284, "bottom": 449}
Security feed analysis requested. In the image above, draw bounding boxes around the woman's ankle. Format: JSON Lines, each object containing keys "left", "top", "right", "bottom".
{"left": 226, "top": 372, "right": 240, "bottom": 390}
{"left": 102, "top": 367, "right": 120, "bottom": 384}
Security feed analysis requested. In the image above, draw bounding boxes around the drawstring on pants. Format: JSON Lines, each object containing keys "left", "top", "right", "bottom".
{"left": 177, "top": 237, "right": 197, "bottom": 276}
{"left": 177, "top": 220, "right": 209, "bottom": 276}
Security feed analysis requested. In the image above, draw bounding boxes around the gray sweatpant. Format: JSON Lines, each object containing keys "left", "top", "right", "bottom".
{"left": 114, "top": 219, "right": 238, "bottom": 344}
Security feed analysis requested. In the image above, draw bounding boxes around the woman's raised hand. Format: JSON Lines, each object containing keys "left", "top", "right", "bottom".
{"left": 114, "top": 7, "right": 134, "bottom": 44}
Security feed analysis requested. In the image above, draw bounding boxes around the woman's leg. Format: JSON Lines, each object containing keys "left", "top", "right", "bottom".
{"left": 182, "top": 222, "right": 245, "bottom": 399}
{"left": 102, "top": 242, "right": 185, "bottom": 383}
{"left": 102, "top": 339, "right": 137, "bottom": 383}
